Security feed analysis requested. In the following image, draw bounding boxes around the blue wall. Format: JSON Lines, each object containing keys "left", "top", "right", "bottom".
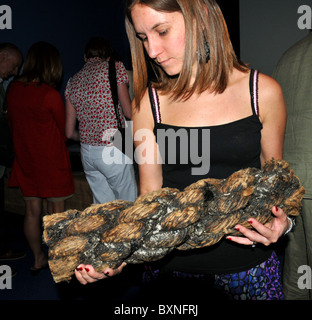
{"left": 0, "top": 0, "right": 130, "bottom": 92}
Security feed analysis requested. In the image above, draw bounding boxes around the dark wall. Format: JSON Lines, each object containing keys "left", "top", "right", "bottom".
{"left": 218, "top": 0, "right": 240, "bottom": 57}
{"left": 1, "top": 0, "right": 240, "bottom": 92}
{"left": 1, "top": 0, "right": 130, "bottom": 92}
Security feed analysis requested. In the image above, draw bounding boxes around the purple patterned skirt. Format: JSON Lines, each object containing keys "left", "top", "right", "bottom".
{"left": 143, "top": 251, "right": 284, "bottom": 300}
{"left": 213, "top": 251, "right": 284, "bottom": 300}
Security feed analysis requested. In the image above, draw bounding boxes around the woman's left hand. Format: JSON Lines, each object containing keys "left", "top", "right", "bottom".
{"left": 227, "top": 206, "right": 289, "bottom": 247}
{"left": 75, "top": 262, "right": 127, "bottom": 285}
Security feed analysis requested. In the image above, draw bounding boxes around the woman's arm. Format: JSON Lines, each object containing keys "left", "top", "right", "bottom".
{"left": 228, "top": 73, "right": 289, "bottom": 246}
{"left": 258, "top": 73, "right": 287, "bottom": 166}
{"left": 132, "top": 91, "right": 163, "bottom": 195}
{"left": 65, "top": 99, "right": 80, "bottom": 141}
{"left": 75, "top": 90, "right": 163, "bottom": 284}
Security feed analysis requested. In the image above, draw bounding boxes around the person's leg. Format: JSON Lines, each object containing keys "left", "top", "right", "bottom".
{"left": 46, "top": 194, "right": 73, "bottom": 213}
{"left": 80, "top": 143, "right": 115, "bottom": 204}
{"left": 47, "top": 200, "right": 65, "bottom": 215}
{"left": 24, "top": 198, "right": 47, "bottom": 269}
{"left": 100, "top": 146, "right": 137, "bottom": 202}
{"left": 0, "top": 172, "right": 25, "bottom": 267}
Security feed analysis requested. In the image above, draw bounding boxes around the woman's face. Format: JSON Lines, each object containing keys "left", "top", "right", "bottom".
{"left": 131, "top": 3, "right": 186, "bottom": 76}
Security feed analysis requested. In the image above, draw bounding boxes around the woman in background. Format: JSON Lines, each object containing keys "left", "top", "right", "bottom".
{"left": 7, "top": 41, "right": 74, "bottom": 274}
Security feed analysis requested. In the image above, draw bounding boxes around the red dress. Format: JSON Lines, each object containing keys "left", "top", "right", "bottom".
{"left": 7, "top": 82, "right": 74, "bottom": 198}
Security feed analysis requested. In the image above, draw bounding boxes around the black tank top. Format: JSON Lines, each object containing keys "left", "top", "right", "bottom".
{"left": 148, "top": 70, "right": 273, "bottom": 274}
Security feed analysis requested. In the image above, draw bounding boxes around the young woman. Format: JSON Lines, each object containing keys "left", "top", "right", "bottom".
{"left": 7, "top": 42, "right": 74, "bottom": 274}
{"left": 75, "top": 0, "right": 290, "bottom": 300}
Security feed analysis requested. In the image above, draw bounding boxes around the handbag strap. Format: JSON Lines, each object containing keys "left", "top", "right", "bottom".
{"left": 108, "top": 59, "right": 122, "bottom": 129}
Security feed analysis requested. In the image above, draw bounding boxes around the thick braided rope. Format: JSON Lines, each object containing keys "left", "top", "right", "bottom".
{"left": 43, "top": 160, "right": 305, "bottom": 283}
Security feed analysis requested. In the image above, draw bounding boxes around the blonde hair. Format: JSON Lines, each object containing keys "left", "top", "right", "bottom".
{"left": 125, "top": 0, "right": 248, "bottom": 110}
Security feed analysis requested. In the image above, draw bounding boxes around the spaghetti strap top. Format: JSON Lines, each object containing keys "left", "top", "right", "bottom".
{"left": 150, "top": 69, "right": 260, "bottom": 125}
{"left": 250, "top": 69, "right": 260, "bottom": 116}
{"left": 147, "top": 69, "right": 272, "bottom": 274}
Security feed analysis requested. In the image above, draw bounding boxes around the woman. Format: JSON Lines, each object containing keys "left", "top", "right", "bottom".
{"left": 65, "top": 37, "right": 137, "bottom": 204}
{"left": 75, "top": 0, "right": 291, "bottom": 300}
{"left": 7, "top": 42, "right": 74, "bottom": 273}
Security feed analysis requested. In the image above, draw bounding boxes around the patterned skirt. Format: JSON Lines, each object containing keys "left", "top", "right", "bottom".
{"left": 143, "top": 251, "right": 284, "bottom": 300}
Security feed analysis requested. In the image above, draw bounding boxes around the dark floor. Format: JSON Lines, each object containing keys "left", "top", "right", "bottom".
{"left": 0, "top": 211, "right": 143, "bottom": 302}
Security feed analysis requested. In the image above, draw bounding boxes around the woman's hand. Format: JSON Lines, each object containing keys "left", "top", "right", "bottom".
{"left": 75, "top": 262, "right": 127, "bottom": 285}
{"left": 227, "top": 206, "right": 289, "bottom": 247}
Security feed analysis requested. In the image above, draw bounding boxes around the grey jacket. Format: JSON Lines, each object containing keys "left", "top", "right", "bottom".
{"left": 273, "top": 33, "right": 312, "bottom": 199}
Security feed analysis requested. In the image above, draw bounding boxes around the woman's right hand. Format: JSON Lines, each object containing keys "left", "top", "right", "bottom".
{"left": 75, "top": 262, "right": 127, "bottom": 285}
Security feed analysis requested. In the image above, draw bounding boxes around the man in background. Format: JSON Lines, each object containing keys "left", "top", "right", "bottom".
{"left": 273, "top": 31, "right": 312, "bottom": 300}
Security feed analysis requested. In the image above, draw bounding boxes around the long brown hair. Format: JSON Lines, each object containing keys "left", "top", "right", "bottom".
{"left": 20, "top": 41, "right": 63, "bottom": 89}
{"left": 125, "top": 0, "right": 248, "bottom": 110}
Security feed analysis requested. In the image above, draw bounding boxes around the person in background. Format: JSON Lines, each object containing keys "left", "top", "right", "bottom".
{"left": 65, "top": 37, "right": 137, "bottom": 204}
{"left": 273, "top": 31, "right": 312, "bottom": 300}
{"left": 7, "top": 41, "right": 74, "bottom": 274}
{"left": 75, "top": 0, "right": 292, "bottom": 301}
{"left": 0, "top": 43, "right": 25, "bottom": 272}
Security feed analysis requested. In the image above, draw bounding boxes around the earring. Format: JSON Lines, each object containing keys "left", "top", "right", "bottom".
{"left": 197, "top": 39, "right": 210, "bottom": 63}
{"left": 204, "top": 39, "right": 210, "bottom": 63}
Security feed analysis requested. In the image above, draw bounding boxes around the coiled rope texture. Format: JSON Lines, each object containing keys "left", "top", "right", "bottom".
{"left": 43, "top": 160, "right": 305, "bottom": 283}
